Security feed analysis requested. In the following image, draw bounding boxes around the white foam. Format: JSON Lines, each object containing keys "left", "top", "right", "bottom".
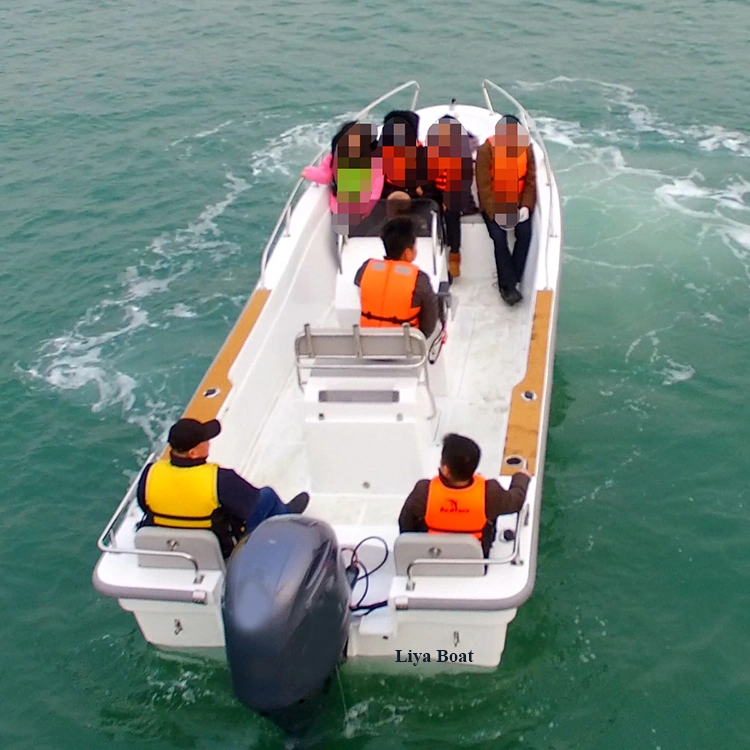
{"left": 661, "top": 358, "right": 695, "bottom": 386}
{"left": 193, "top": 120, "right": 233, "bottom": 139}
{"left": 654, "top": 177, "right": 716, "bottom": 219}
{"left": 248, "top": 119, "right": 335, "bottom": 177}
{"left": 519, "top": 77, "right": 749, "bottom": 157}
{"left": 167, "top": 303, "right": 197, "bottom": 318}
{"left": 127, "top": 399, "right": 181, "bottom": 453}
{"left": 122, "top": 266, "right": 175, "bottom": 301}
{"left": 686, "top": 125, "right": 750, "bottom": 156}
{"left": 169, "top": 119, "right": 234, "bottom": 148}
{"left": 42, "top": 347, "right": 137, "bottom": 413}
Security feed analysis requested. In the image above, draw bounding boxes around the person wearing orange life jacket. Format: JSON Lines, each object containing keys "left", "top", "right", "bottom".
{"left": 379, "top": 110, "right": 431, "bottom": 199}
{"left": 399, "top": 433, "right": 530, "bottom": 557}
{"left": 475, "top": 114, "right": 537, "bottom": 307}
{"left": 136, "top": 418, "right": 309, "bottom": 558}
{"left": 424, "top": 115, "right": 477, "bottom": 279}
{"left": 354, "top": 216, "right": 440, "bottom": 340}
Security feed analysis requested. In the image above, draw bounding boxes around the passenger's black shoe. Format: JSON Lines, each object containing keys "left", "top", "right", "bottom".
{"left": 500, "top": 286, "right": 523, "bottom": 307}
{"left": 286, "top": 491, "right": 310, "bottom": 514}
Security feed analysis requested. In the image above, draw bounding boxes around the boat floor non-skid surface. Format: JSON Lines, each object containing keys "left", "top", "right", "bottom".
{"left": 241, "top": 262, "right": 535, "bottom": 530}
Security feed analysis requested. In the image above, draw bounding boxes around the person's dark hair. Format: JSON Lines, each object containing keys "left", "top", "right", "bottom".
{"left": 381, "top": 110, "right": 420, "bottom": 147}
{"left": 383, "top": 109, "right": 420, "bottom": 135}
{"left": 331, "top": 120, "right": 358, "bottom": 154}
{"left": 441, "top": 433, "right": 481, "bottom": 481}
{"left": 381, "top": 217, "right": 417, "bottom": 260}
{"left": 332, "top": 121, "right": 378, "bottom": 156}
{"left": 500, "top": 113, "right": 522, "bottom": 126}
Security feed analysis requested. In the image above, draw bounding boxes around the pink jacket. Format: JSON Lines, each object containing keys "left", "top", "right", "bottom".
{"left": 302, "top": 152, "right": 384, "bottom": 215}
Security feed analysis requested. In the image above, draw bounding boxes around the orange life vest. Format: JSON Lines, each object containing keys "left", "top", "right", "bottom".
{"left": 359, "top": 259, "right": 421, "bottom": 328}
{"left": 428, "top": 155, "right": 463, "bottom": 193}
{"left": 424, "top": 475, "right": 488, "bottom": 540}
{"left": 488, "top": 137, "right": 528, "bottom": 203}
{"left": 382, "top": 141, "right": 424, "bottom": 187}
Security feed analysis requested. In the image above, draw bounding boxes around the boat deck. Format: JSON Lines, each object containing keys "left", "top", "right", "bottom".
{"left": 240, "top": 222, "right": 535, "bottom": 529}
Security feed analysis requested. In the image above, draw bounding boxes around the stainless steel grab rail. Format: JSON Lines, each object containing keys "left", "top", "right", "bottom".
{"left": 481, "top": 79, "right": 559, "bottom": 290}
{"left": 404, "top": 499, "right": 529, "bottom": 590}
{"left": 259, "top": 81, "right": 421, "bottom": 288}
{"left": 294, "top": 323, "right": 437, "bottom": 419}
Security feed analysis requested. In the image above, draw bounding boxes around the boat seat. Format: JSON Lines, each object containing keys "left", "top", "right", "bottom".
{"left": 294, "top": 325, "right": 436, "bottom": 494}
{"left": 394, "top": 533, "right": 485, "bottom": 577}
{"left": 134, "top": 527, "right": 226, "bottom": 573}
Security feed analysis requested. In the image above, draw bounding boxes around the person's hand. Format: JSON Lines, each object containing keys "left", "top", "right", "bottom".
{"left": 415, "top": 186, "right": 424, "bottom": 196}
{"left": 516, "top": 468, "right": 532, "bottom": 478}
{"left": 518, "top": 206, "right": 529, "bottom": 222}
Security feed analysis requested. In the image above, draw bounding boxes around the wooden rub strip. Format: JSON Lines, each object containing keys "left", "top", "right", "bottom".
{"left": 182, "top": 287, "right": 271, "bottom": 423}
{"left": 501, "top": 290, "right": 553, "bottom": 476}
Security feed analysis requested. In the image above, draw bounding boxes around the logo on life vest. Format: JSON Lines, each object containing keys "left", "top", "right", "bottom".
{"left": 440, "top": 499, "right": 469, "bottom": 513}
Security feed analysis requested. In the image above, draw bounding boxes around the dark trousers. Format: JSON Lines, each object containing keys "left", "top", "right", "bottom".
{"left": 443, "top": 208, "right": 461, "bottom": 254}
{"left": 481, "top": 211, "right": 533, "bottom": 290}
{"left": 245, "top": 487, "right": 291, "bottom": 533}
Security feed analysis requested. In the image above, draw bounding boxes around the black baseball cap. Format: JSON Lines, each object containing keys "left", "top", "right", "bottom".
{"left": 167, "top": 418, "right": 221, "bottom": 453}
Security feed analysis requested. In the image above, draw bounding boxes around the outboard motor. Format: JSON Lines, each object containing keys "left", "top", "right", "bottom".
{"left": 222, "top": 515, "right": 350, "bottom": 731}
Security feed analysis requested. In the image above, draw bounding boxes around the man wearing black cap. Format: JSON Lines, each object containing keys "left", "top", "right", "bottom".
{"left": 136, "top": 417, "right": 309, "bottom": 557}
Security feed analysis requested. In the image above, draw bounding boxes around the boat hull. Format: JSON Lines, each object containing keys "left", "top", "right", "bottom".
{"left": 117, "top": 596, "right": 517, "bottom": 670}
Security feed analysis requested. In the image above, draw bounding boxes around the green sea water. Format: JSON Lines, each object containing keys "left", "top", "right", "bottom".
{"left": 3, "top": 0, "right": 750, "bottom": 747}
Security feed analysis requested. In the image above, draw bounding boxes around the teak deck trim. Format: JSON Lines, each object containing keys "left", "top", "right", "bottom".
{"left": 501, "top": 289, "right": 553, "bottom": 476}
{"left": 159, "top": 288, "right": 270, "bottom": 456}
{"left": 161, "top": 288, "right": 272, "bottom": 455}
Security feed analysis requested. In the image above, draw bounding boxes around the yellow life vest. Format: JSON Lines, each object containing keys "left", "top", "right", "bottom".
{"left": 143, "top": 460, "right": 220, "bottom": 529}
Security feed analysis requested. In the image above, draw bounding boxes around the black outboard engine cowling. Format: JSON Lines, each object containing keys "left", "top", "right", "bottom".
{"left": 222, "top": 515, "right": 350, "bottom": 728}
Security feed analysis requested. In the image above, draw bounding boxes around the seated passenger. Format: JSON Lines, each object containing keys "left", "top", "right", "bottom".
{"left": 424, "top": 115, "right": 477, "bottom": 279}
{"left": 379, "top": 110, "right": 430, "bottom": 199}
{"left": 385, "top": 190, "right": 413, "bottom": 219}
{"left": 398, "top": 433, "right": 530, "bottom": 557}
{"left": 136, "top": 418, "right": 309, "bottom": 558}
{"left": 384, "top": 190, "right": 432, "bottom": 235}
{"left": 301, "top": 120, "right": 384, "bottom": 233}
{"left": 475, "top": 114, "right": 537, "bottom": 306}
{"left": 354, "top": 216, "right": 439, "bottom": 340}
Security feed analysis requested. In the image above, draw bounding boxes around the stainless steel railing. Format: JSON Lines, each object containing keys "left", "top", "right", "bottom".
{"left": 258, "top": 80, "right": 421, "bottom": 288}
{"left": 404, "top": 500, "right": 530, "bottom": 591}
{"left": 294, "top": 323, "right": 437, "bottom": 418}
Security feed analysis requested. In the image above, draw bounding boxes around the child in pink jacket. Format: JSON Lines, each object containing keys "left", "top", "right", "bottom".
{"left": 302, "top": 121, "right": 385, "bottom": 224}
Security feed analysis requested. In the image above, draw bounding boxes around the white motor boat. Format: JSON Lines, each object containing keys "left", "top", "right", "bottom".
{"left": 93, "top": 80, "right": 563, "bottom": 720}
